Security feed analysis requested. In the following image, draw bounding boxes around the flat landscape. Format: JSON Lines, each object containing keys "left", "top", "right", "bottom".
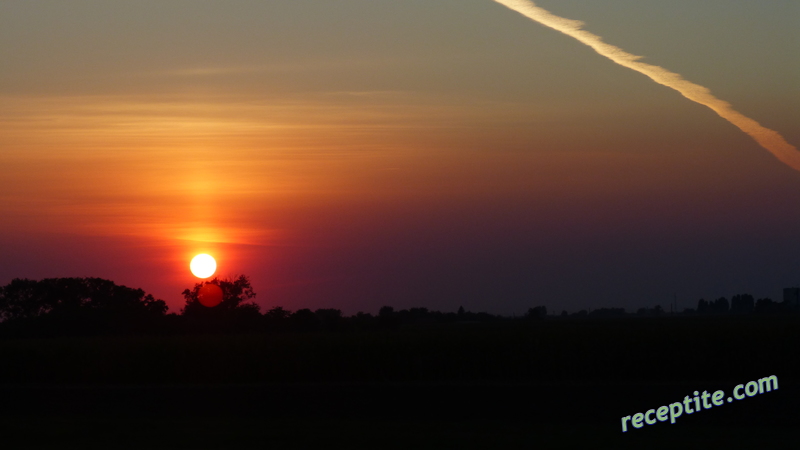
{"left": 1, "top": 315, "right": 797, "bottom": 449}
{"left": 2, "top": 1, "right": 799, "bottom": 448}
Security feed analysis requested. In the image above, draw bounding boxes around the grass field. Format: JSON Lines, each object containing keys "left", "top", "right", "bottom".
{"left": 0, "top": 315, "right": 797, "bottom": 448}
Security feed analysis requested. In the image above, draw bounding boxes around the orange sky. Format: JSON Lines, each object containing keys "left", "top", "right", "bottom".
{"left": 1, "top": 0, "right": 799, "bottom": 314}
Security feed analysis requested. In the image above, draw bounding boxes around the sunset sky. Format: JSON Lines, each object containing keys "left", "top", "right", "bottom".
{"left": 2, "top": 0, "right": 799, "bottom": 315}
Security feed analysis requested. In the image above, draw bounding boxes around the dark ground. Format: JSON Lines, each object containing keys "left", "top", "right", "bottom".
{"left": 0, "top": 315, "right": 797, "bottom": 449}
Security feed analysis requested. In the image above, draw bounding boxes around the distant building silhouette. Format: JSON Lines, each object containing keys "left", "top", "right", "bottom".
{"left": 784, "top": 288, "right": 800, "bottom": 310}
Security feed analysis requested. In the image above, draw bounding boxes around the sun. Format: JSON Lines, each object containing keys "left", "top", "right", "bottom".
{"left": 190, "top": 254, "right": 217, "bottom": 278}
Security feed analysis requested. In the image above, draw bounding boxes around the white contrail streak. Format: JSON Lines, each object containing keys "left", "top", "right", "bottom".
{"left": 493, "top": 0, "right": 800, "bottom": 173}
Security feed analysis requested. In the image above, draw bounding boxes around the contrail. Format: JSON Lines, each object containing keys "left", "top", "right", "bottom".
{"left": 493, "top": 0, "right": 800, "bottom": 173}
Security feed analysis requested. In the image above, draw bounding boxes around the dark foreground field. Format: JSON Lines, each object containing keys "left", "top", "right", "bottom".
{"left": 1, "top": 315, "right": 797, "bottom": 449}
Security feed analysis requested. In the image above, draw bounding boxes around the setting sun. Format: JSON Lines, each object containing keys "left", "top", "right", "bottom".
{"left": 190, "top": 254, "right": 216, "bottom": 279}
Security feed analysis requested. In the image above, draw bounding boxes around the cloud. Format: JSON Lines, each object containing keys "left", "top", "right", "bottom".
{"left": 493, "top": 0, "right": 800, "bottom": 173}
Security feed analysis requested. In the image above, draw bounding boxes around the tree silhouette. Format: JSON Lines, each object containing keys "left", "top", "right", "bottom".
{"left": 265, "top": 306, "right": 291, "bottom": 321}
{"left": 731, "top": 294, "right": 755, "bottom": 314}
{"left": 712, "top": 297, "right": 730, "bottom": 314}
{"left": 0, "top": 277, "right": 167, "bottom": 320}
{"left": 754, "top": 297, "right": 786, "bottom": 314}
{"left": 0, "top": 278, "right": 54, "bottom": 321}
{"left": 181, "top": 275, "right": 258, "bottom": 316}
{"left": 315, "top": 308, "right": 344, "bottom": 331}
{"left": 289, "top": 308, "right": 321, "bottom": 331}
{"left": 378, "top": 305, "right": 398, "bottom": 328}
{"left": 180, "top": 275, "right": 262, "bottom": 333}
{"left": 0, "top": 277, "right": 167, "bottom": 336}
{"left": 525, "top": 306, "right": 547, "bottom": 320}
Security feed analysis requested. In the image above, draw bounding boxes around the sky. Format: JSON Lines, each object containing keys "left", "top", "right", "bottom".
{"left": 1, "top": 0, "right": 799, "bottom": 315}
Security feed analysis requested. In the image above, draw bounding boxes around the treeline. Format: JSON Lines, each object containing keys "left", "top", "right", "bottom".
{"left": 693, "top": 294, "right": 789, "bottom": 315}
{"left": 0, "top": 277, "right": 796, "bottom": 337}
{"left": 0, "top": 277, "right": 503, "bottom": 337}
{"left": 0, "top": 277, "right": 168, "bottom": 337}
{"left": 553, "top": 294, "right": 796, "bottom": 318}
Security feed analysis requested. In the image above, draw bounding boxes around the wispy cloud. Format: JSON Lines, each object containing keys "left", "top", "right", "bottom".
{"left": 493, "top": 0, "right": 800, "bottom": 173}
